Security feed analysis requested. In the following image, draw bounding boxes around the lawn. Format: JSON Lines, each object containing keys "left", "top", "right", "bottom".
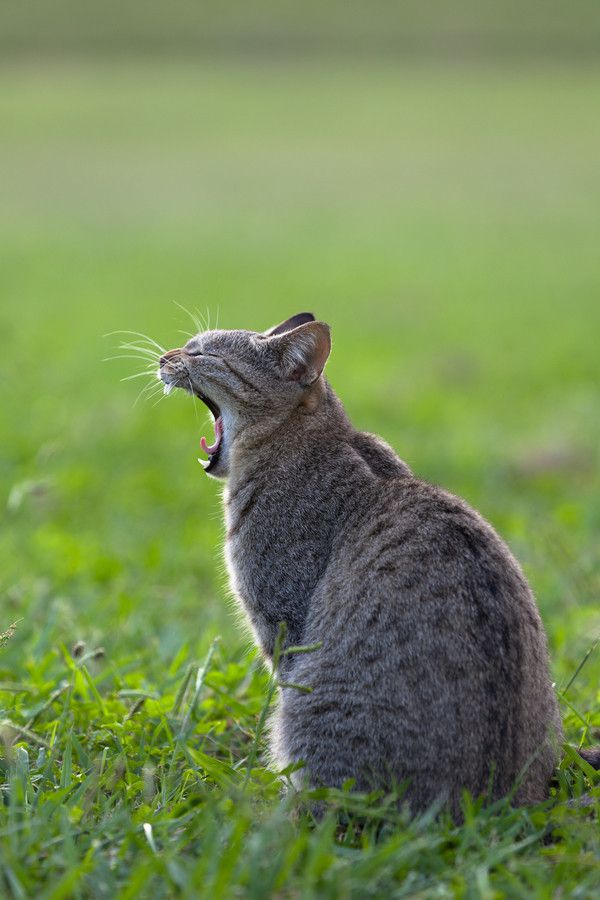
{"left": 1, "top": 59, "right": 600, "bottom": 896}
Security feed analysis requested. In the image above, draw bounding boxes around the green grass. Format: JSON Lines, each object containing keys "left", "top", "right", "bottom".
{"left": 1, "top": 60, "right": 600, "bottom": 896}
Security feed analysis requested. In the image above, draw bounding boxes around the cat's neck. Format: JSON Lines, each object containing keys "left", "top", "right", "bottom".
{"left": 227, "top": 381, "right": 350, "bottom": 487}
{"left": 226, "top": 380, "right": 409, "bottom": 495}
{"left": 222, "top": 383, "right": 410, "bottom": 658}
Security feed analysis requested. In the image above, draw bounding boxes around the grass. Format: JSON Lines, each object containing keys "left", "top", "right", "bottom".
{"left": 1, "top": 59, "right": 600, "bottom": 896}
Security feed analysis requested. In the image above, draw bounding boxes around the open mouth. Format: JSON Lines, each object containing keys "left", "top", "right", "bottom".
{"left": 195, "top": 391, "right": 223, "bottom": 472}
{"left": 162, "top": 376, "right": 223, "bottom": 473}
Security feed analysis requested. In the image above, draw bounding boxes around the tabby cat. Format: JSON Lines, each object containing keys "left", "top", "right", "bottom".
{"left": 158, "top": 312, "right": 596, "bottom": 817}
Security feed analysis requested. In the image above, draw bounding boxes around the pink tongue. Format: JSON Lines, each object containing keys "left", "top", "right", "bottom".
{"left": 200, "top": 416, "right": 223, "bottom": 456}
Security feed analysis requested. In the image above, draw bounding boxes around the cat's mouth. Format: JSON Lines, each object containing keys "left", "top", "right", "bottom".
{"left": 160, "top": 367, "right": 223, "bottom": 473}
{"left": 195, "top": 394, "right": 223, "bottom": 473}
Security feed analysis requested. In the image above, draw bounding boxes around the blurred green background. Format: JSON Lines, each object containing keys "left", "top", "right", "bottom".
{"left": 2, "top": 2, "right": 600, "bottom": 705}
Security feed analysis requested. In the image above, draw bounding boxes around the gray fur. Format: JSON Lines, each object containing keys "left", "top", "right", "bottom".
{"left": 159, "top": 315, "right": 563, "bottom": 817}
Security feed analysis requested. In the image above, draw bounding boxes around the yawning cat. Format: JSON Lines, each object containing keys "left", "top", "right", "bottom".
{"left": 158, "top": 312, "right": 595, "bottom": 817}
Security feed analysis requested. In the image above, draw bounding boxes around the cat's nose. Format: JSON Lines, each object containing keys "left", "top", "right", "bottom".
{"left": 159, "top": 349, "right": 182, "bottom": 367}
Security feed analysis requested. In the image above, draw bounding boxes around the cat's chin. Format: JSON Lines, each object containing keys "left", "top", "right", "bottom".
{"left": 198, "top": 432, "right": 224, "bottom": 476}
{"left": 198, "top": 446, "right": 228, "bottom": 479}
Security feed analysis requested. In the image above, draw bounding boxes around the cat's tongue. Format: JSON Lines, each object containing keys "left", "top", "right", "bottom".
{"left": 200, "top": 416, "right": 223, "bottom": 457}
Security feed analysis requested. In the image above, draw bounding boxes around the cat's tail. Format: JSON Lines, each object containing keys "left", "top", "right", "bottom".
{"left": 578, "top": 746, "right": 600, "bottom": 769}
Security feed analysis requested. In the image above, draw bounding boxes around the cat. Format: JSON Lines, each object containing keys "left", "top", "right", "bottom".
{"left": 158, "top": 312, "right": 598, "bottom": 817}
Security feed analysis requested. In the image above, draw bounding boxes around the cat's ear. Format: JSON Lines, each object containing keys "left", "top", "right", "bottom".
{"left": 269, "top": 321, "right": 331, "bottom": 386}
{"left": 263, "top": 312, "right": 315, "bottom": 337}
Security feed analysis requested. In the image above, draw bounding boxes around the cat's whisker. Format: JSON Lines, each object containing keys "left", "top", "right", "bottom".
{"left": 103, "top": 354, "right": 159, "bottom": 364}
{"left": 133, "top": 379, "right": 164, "bottom": 408}
{"left": 116, "top": 339, "right": 159, "bottom": 352}
{"left": 150, "top": 390, "right": 167, "bottom": 408}
{"left": 174, "top": 301, "right": 204, "bottom": 334}
{"left": 118, "top": 341, "right": 161, "bottom": 359}
{"left": 120, "top": 370, "right": 160, "bottom": 382}
{"left": 116, "top": 357, "right": 158, "bottom": 368}
{"left": 135, "top": 374, "right": 163, "bottom": 394}
{"left": 117, "top": 336, "right": 162, "bottom": 350}
{"left": 144, "top": 374, "right": 164, "bottom": 390}
{"left": 195, "top": 306, "right": 209, "bottom": 333}
{"left": 117, "top": 350, "right": 161, "bottom": 366}
{"left": 118, "top": 346, "right": 161, "bottom": 360}
{"left": 107, "top": 330, "right": 166, "bottom": 354}
{"left": 144, "top": 378, "right": 164, "bottom": 393}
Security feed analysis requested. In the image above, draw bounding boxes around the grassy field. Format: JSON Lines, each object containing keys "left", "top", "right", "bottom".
{"left": 1, "top": 60, "right": 600, "bottom": 896}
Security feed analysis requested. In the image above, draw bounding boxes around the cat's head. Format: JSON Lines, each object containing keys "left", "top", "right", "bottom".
{"left": 158, "top": 313, "right": 331, "bottom": 479}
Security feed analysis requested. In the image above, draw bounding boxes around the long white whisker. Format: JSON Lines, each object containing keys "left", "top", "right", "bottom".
{"left": 151, "top": 391, "right": 166, "bottom": 408}
{"left": 136, "top": 374, "right": 162, "bottom": 394}
{"left": 117, "top": 351, "right": 160, "bottom": 366}
{"left": 106, "top": 330, "right": 166, "bottom": 354}
{"left": 173, "top": 301, "right": 203, "bottom": 334}
{"left": 118, "top": 346, "right": 161, "bottom": 360}
{"left": 144, "top": 378, "right": 164, "bottom": 394}
{"left": 191, "top": 305, "right": 208, "bottom": 333}
{"left": 103, "top": 354, "right": 159, "bottom": 364}
{"left": 194, "top": 306, "right": 207, "bottom": 333}
{"left": 118, "top": 342, "right": 161, "bottom": 359}
{"left": 133, "top": 380, "right": 164, "bottom": 408}
{"left": 118, "top": 337, "right": 161, "bottom": 351}
{"left": 120, "top": 370, "right": 159, "bottom": 382}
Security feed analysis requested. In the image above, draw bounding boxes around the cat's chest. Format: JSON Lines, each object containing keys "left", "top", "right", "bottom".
{"left": 224, "top": 482, "right": 298, "bottom": 591}
{"left": 222, "top": 477, "right": 333, "bottom": 611}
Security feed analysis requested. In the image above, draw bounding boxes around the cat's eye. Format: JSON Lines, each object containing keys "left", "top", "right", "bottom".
{"left": 187, "top": 348, "right": 220, "bottom": 359}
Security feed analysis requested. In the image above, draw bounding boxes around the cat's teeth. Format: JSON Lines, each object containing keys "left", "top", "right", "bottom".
{"left": 163, "top": 382, "right": 173, "bottom": 396}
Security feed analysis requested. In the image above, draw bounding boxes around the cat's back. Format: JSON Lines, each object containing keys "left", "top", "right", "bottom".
{"left": 340, "top": 473, "right": 530, "bottom": 605}
{"left": 316, "top": 472, "right": 550, "bottom": 686}
{"left": 278, "top": 472, "right": 561, "bottom": 813}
